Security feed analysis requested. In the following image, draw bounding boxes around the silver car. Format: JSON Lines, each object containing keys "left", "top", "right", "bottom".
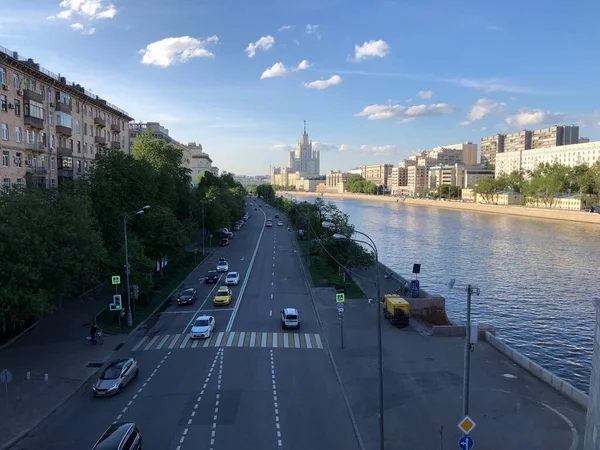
{"left": 93, "top": 357, "right": 139, "bottom": 397}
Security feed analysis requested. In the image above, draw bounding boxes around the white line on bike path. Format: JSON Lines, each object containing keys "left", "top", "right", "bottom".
{"left": 113, "top": 351, "right": 172, "bottom": 423}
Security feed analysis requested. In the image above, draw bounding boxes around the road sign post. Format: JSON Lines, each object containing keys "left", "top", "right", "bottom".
{"left": 0, "top": 368, "right": 12, "bottom": 411}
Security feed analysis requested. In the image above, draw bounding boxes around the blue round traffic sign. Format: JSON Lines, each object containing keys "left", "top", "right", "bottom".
{"left": 458, "top": 436, "right": 473, "bottom": 450}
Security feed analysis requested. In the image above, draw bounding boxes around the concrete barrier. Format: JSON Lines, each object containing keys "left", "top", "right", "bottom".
{"left": 484, "top": 331, "right": 589, "bottom": 409}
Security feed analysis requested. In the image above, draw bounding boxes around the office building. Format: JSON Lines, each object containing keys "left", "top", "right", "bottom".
{"left": 0, "top": 45, "right": 132, "bottom": 190}
{"left": 361, "top": 164, "right": 394, "bottom": 189}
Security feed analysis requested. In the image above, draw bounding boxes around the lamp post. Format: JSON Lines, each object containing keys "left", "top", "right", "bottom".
{"left": 323, "top": 221, "right": 384, "bottom": 450}
{"left": 305, "top": 201, "right": 311, "bottom": 267}
{"left": 124, "top": 205, "right": 150, "bottom": 327}
{"left": 200, "top": 198, "right": 214, "bottom": 255}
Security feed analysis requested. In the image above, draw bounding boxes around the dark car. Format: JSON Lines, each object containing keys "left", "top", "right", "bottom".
{"left": 220, "top": 238, "right": 229, "bottom": 247}
{"left": 92, "top": 422, "right": 142, "bottom": 450}
{"left": 205, "top": 270, "right": 219, "bottom": 283}
{"left": 177, "top": 288, "right": 197, "bottom": 305}
{"left": 274, "top": 214, "right": 280, "bottom": 219}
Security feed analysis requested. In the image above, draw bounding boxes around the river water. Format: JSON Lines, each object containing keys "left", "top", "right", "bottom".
{"left": 287, "top": 194, "right": 599, "bottom": 393}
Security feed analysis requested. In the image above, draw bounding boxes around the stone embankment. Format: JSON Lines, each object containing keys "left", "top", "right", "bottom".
{"left": 279, "top": 191, "right": 600, "bottom": 225}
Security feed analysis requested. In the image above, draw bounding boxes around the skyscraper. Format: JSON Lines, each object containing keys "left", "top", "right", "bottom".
{"left": 286, "top": 121, "right": 320, "bottom": 177}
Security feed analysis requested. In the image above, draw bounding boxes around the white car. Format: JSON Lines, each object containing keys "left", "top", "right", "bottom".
{"left": 277, "top": 221, "right": 284, "bottom": 226}
{"left": 216, "top": 258, "right": 229, "bottom": 272}
{"left": 191, "top": 315, "right": 215, "bottom": 339}
{"left": 266, "top": 220, "right": 273, "bottom": 227}
{"left": 225, "top": 272, "right": 240, "bottom": 285}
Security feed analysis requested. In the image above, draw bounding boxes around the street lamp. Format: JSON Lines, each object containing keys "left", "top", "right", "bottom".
{"left": 124, "top": 205, "right": 150, "bottom": 327}
{"left": 324, "top": 222, "right": 385, "bottom": 450}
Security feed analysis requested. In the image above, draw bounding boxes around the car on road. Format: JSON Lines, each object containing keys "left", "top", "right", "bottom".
{"left": 213, "top": 287, "right": 232, "bottom": 306}
{"left": 92, "top": 358, "right": 139, "bottom": 397}
{"left": 274, "top": 214, "right": 280, "bottom": 219}
{"left": 266, "top": 220, "right": 273, "bottom": 227}
{"left": 216, "top": 258, "right": 229, "bottom": 272}
{"left": 191, "top": 315, "right": 215, "bottom": 339}
{"left": 220, "top": 238, "right": 229, "bottom": 246}
{"left": 233, "top": 223, "right": 240, "bottom": 231}
{"left": 280, "top": 308, "right": 300, "bottom": 330}
{"left": 225, "top": 271, "right": 240, "bottom": 285}
{"left": 205, "top": 270, "right": 219, "bottom": 283}
{"left": 220, "top": 227, "right": 233, "bottom": 238}
{"left": 176, "top": 288, "right": 197, "bottom": 305}
{"left": 92, "top": 422, "right": 142, "bottom": 450}
{"left": 277, "top": 220, "right": 284, "bottom": 226}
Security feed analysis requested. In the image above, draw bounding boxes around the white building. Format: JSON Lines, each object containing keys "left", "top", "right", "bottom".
{"left": 286, "top": 121, "right": 320, "bottom": 177}
{"left": 431, "top": 142, "right": 478, "bottom": 165}
{"left": 495, "top": 141, "right": 600, "bottom": 176}
{"left": 188, "top": 141, "right": 214, "bottom": 183}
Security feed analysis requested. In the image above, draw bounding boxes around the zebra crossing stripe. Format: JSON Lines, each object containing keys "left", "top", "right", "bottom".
{"left": 294, "top": 333, "right": 301, "bottom": 348}
{"left": 168, "top": 334, "right": 181, "bottom": 349}
{"left": 283, "top": 333, "right": 289, "bottom": 348}
{"left": 237, "top": 332, "right": 246, "bottom": 347}
{"left": 250, "top": 332, "right": 256, "bottom": 347}
{"left": 192, "top": 339, "right": 200, "bottom": 348}
{"left": 215, "top": 332, "right": 225, "bottom": 347}
{"left": 180, "top": 334, "right": 191, "bottom": 348}
{"left": 272, "top": 333, "right": 278, "bottom": 348}
{"left": 314, "top": 334, "right": 323, "bottom": 349}
{"left": 132, "top": 336, "right": 149, "bottom": 352}
{"left": 304, "top": 333, "right": 312, "bottom": 349}
{"left": 143, "top": 335, "right": 159, "bottom": 351}
{"left": 261, "top": 333, "right": 267, "bottom": 347}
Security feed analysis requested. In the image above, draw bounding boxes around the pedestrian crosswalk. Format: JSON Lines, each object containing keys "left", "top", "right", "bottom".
{"left": 132, "top": 331, "right": 324, "bottom": 351}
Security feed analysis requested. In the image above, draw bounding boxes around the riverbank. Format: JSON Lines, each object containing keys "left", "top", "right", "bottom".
{"left": 279, "top": 191, "right": 600, "bottom": 225}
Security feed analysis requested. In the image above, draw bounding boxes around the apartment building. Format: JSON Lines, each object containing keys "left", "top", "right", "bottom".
{"left": 361, "top": 164, "right": 394, "bottom": 189}
{"left": 188, "top": 142, "right": 214, "bottom": 184}
{"left": 481, "top": 134, "right": 505, "bottom": 168}
{"left": 0, "top": 46, "right": 132, "bottom": 191}
{"left": 495, "top": 141, "right": 600, "bottom": 176}
{"left": 211, "top": 166, "right": 219, "bottom": 176}
{"left": 504, "top": 130, "right": 532, "bottom": 153}
{"left": 531, "top": 125, "right": 579, "bottom": 149}
{"left": 325, "top": 170, "right": 349, "bottom": 192}
{"left": 129, "top": 121, "right": 191, "bottom": 169}
{"left": 431, "top": 142, "right": 478, "bottom": 165}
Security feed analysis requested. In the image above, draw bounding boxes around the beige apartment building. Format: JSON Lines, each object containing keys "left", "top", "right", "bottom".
{"left": 0, "top": 46, "right": 132, "bottom": 191}
{"left": 429, "top": 164, "right": 494, "bottom": 190}
{"left": 431, "top": 142, "right": 477, "bottom": 165}
{"left": 361, "top": 164, "right": 394, "bottom": 189}
{"left": 325, "top": 170, "right": 349, "bottom": 192}
{"left": 531, "top": 125, "right": 579, "bottom": 149}
{"left": 481, "top": 134, "right": 505, "bottom": 168}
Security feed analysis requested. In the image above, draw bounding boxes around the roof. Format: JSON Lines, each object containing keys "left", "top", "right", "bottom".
{"left": 196, "top": 315, "right": 211, "bottom": 321}
{"left": 283, "top": 308, "right": 298, "bottom": 314}
{"left": 93, "top": 422, "right": 135, "bottom": 449}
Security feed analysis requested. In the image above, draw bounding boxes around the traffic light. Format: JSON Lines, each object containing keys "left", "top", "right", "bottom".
{"left": 131, "top": 285, "right": 139, "bottom": 299}
{"left": 113, "top": 294, "right": 122, "bottom": 310}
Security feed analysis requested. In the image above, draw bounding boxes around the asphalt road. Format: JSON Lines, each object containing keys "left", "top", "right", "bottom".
{"left": 15, "top": 200, "right": 361, "bottom": 450}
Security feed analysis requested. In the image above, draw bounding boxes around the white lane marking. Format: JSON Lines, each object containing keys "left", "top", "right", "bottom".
{"left": 270, "top": 310, "right": 272, "bottom": 317}
{"left": 226, "top": 205, "right": 268, "bottom": 332}
{"left": 293, "top": 333, "right": 300, "bottom": 348}
{"left": 283, "top": 334, "right": 289, "bottom": 348}
{"left": 250, "top": 332, "right": 256, "bottom": 346}
{"left": 182, "top": 274, "right": 224, "bottom": 334}
{"left": 272, "top": 333, "right": 278, "bottom": 348}
{"left": 273, "top": 263, "right": 275, "bottom": 267}
{"left": 175, "top": 349, "right": 223, "bottom": 450}
{"left": 542, "top": 403, "right": 579, "bottom": 450}
{"left": 168, "top": 334, "right": 181, "bottom": 349}
{"left": 156, "top": 334, "right": 170, "bottom": 350}
{"left": 271, "top": 294, "right": 274, "bottom": 299}
{"left": 215, "top": 332, "right": 225, "bottom": 347}
{"left": 241, "top": 256, "right": 245, "bottom": 261}
{"left": 270, "top": 349, "right": 283, "bottom": 448}
{"left": 226, "top": 333, "right": 235, "bottom": 347}
{"left": 198, "top": 308, "right": 234, "bottom": 312}
{"left": 208, "top": 351, "right": 225, "bottom": 450}
{"left": 143, "top": 335, "right": 159, "bottom": 351}
{"left": 272, "top": 281, "right": 274, "bottom": 286}
{"left": 112, "top": 350, "right": 173, "bottom": 425}
{"left": 180, "top": 334, "right": 191, "bottom": 349}
{"left": 203, "top": 336, "right": 212, "bottom": 347}
{"left": 192, "top": 339, "right": 200, "bottom": 348}
{"left": 160, "top": 311, "right": 196, "bottom": 315}
{"left": 304, "top": 333, "right": 313, "bottom": 349}
{"left": 272, "top": 272, "right": 274, "bottom": 276}
{"left": 261, "top": 333, "right": 268, "bottom": 347}
{"left": 314, "top": 334, "right": 323, "bottom": 349}
{"left": 237, "top": 332, "right": 245, "bottom": 347}
{"left": 273, "top": 256, "right": 275, "bottom": 260}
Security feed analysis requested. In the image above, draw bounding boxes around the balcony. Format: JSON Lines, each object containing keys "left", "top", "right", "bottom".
{"left": 94, "top": 117, "right": 106, "bottom": 127}
{"left": 23, "top": 89, "right": 44, "bottom": 103}
{"left": 55, "top": 100, "right": 72, "bottom": 113}
{"left": 32, "top": 167, "right": 48, "bottom": 176}
{"left": 110, "top": 123, "right": 120, "bottom": 133}
{"left": 57, "top": 144, "right": 73, "bottom": 156}
{"left": 25, "top": 142, "right": 45, "bottom": 152}
{"left": 110, "top": 141, "right": 121, "bottom": 150}
{"left": 24, "top": 115, "right": 44, "bottom": 129}
{"left": 57, "top": 168, "right": 73, "bottom": 178}
{"left": 56, "top": 125, "right": 72, "bottom": 137}
{"left": 94, "top": 136, "right": 107, "bottom": 145}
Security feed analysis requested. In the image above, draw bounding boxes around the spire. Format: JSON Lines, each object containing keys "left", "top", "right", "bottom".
{"left": 303, "top": 120, "right": 306, "bottom": 134}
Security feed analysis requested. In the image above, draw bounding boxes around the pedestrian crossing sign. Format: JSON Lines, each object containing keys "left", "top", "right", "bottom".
{"left": 111, "top": 275, "right": 121, "bottom": 285}
{"left": 336, "top": 293, "right": 345, "bottom": 303}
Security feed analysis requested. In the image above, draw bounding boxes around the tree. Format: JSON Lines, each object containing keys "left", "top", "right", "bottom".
{"left": 475, "top": 177, "right": 497, "bottom": 203}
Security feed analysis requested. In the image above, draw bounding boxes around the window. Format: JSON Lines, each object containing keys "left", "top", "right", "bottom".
{"left": 84, "top": 161, "right": 88, "bottom": 172}
{"left": 77, "top": 141, "right": 81, "bottom": 153}
{"left": 75, "top": 120, "right": 80, "bottom": 133}
{"left": 26, "top": 129, "right": 32, "bottom": 144}
{"left": 0, "top": 95, "right": 6, "bottom": 112}
{"left": 56, "top": 112, "right": 72, "bottom": 128}
{"left": 15, "top": 127, "right": 21, "bottom": 143}
{"left": 76, "top": 101, "right": 80, "bottom": 113}
{"left": 13, "top": 73, "right": 19, "bottom": 89}
{"left": 15, "top": 152, "right": 22, "bottom": 167}
{"left": 1, "top": 124, "right": 8, "bottom": 140}
{"left": 2, "top": 178, "right": 9, "bottom": 193}
{"left": 76, "top": 160, "right": 81, "bottom": 173}
{"left": 50, "top": 134, "right": 55, "bottom": 149}
{"left": 0, "top": 67, "right": 5, "bottom": 85}
{"left": 56, "top": 91, "right": 71, "bottom": 105}
{"left": 24, "top": 78, "right": 31, "bottom": 90}
{"left": 121, "top": 120, "right": 124, "bottom": 131}
{"left": 90, "top": 144, "right": 94, "bottom": 154}
{"left": 14, "top": 99, "right": 20, "bottom": 116}
{"left": 84, "top": 142, "right": 88, "bottom": 154}
{"left": 51, "top": 157, "right": 55, "bottom": 170}
{"left": 84, "top": 122, "right": 87, "bottom": 135}
{"left": 47, "top": 87, "right": 52, "bottom": 104}
{"left": 39, "top": 86, "right": 44, "bottom": 98}
{"left": 24, "top": 100, "right": 43, "bottom": 119}
{"left": 2, "top": 151, "right": 8, "bottom": 166}
{"left": 48, "top": 110, "right": 53, "bottom": 125}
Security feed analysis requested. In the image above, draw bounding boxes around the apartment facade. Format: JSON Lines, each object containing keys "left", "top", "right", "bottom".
{"left": 361, "top": 164, "right": 394, "bottom": 189}
{"left": 432, "top": 142, "right": 478, "bottom": 165}
{"left": 481, "top": 134, "right": 505, "bottom": 168}
{"left": 531, "top": 125, "right": 579, "bottom": 149}
{"left": 188, "top": 142, "right": 214, "bottom": 183}
{"left": 129, "top": 121, "right": 191, "bottom": 169}
{"left": 325, "top": 170, "right": 349, "bottom": 192}
{"left": 0, "top": 46, "right": 132, "bottom": 191}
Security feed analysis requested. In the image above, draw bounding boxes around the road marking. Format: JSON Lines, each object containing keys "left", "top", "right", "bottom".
{"left": 192, "top": 339, "right": 200, "bottom": 348}
{"left": 215, "top": 332, "right": 225, "bottom": 347}
{"left": 270, "top": 349, "right": 283, "bottom": 449}
{"left": 160, "top": 310, "right": 196, "bottom": 315}
{"left": 270, "top": 310, "right": 272, "bottom": 317}
{"left": 143, "top": 335, "right": 160, "bottom": 351}
{"left": 168, "top": 334, "right": 181, "bottom": 349}
{"left": 271, "top": 294, "right": 274, "bottom": 299}
{"left": 272, "top": 272, "right": 274, "bottom": 276}
{"left": 112, "top": 351, "right": 172, "bottom": 425}
{"left": 304, "top": 333, "right": 313, "bottom": 349}
{"left": 261, "top": 333, "right": 268, "bottom": 347}
{"left": 250, "top": 332, "right": 256, "bottom": 346}
{"left": 226, "top": 205, "right": 268, "bottom": 332}
{"left": 283, "top": 334, "right": 289, "bottom": 348}
{"left": 237, "top": 332, "right": 246, "bottom": 347}
{"left": 271, "top": 281, "right": 274, "bottom": 286}
{"left": 198, "top": 308, "right": 234, "bottom": 312}
{"left": 542, "top": 403, "right": 579, "bottom": 450}
{"left": 273, "top": 333, "right": 278, "bottom": 347}
{"left": 175, "top": 349, "right": 223, "bottom": 450}
{"left": 182, "top": 274, "right": 224, "bottom": 334}
{"left": 156, "top": 335, "right": 170, "bottom": 350}
{"left": 180, "top": 334, "right": 191, "bottom": 349}
{"left": 226, "top": 333, "right": 235, "bottom": 347}
{"left": 241, "top": 256, "right": 244, "bottom": 261}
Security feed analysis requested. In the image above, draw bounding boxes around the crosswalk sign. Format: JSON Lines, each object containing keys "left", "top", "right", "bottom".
{"left": 111, "top": 275, "right": 121, "bottom": 285}
{"left": 336, "top": 293, "right": 345, "bottom": 303}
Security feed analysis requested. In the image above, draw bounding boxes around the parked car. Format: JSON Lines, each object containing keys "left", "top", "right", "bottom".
{"left": 220, "top": 238, "right": 229, "bottom": 247}
{"left": 216, "top": 259, "right": 229, "bottom": 272}
{"left": 225, "top": 272, "right": 240, "bottom": 285}
{"left": 191, "top": 315, "right": 215, "bottom": 339}
{"left": 176, "top": 288, "right": 197, "bottom": 305}
{"left": 205, "top": 270, "right": 219, "bottom": 283}
{"left": 92, "top": 358, "right": 139, "bottom": 397}
{"left": 92, "top": 422, "right": 142, "bottom": 450}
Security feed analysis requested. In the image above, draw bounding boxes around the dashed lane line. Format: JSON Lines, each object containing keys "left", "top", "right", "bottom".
{"left": 270, "top": 349, "right": 283, "bottom": 449}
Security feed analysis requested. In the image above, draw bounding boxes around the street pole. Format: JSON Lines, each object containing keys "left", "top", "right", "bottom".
{"left": 202, "top": 202, "right": 206, "bottom": 255}
{"left": 340, "top": 310, "right": 345, "bottom": 349}
{"left": 124, "top": 216, "right": 133, "bottom": 327}
{"left": 374, "top": 248, "right": 384, "bottom": 450}
{"left": 463, "top": 285, "right": 473, "bottom": 416}
{"left": 306, "top": 203, "right": 310, "bottom": 267}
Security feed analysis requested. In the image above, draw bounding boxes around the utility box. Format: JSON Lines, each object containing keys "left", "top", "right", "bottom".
{"left": 470, "top": 321, "right": 479, "bottom": 344}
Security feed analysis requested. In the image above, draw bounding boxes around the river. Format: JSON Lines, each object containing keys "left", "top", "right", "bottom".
{"left": 286, "top": 194, "right": 599, "bottom": 393}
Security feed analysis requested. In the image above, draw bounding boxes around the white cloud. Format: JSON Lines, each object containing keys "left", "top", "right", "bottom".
{"left": 270, "top": 144, "right": 295, "bottom": 152}
{"left": 261, "top": 60, "right": 310, "bottom": 79}
{"left": 245, "top": 35, "right": 275, "bottom": 58}
{"left": 505, "top": 109, "right": 568, "bottom": 127}
{"left": 417, "top": 90, "right": 433, "bottom": 99}
{"left": 460, "top": 98, "right": 505, "bottom": 125}
{"left": 351, "top": 40, "right": 390, "bottom": 62}
{"left": 450, "top": 78, "right": 536, "bottom": 94}
{"left": 293, "top": 39, "right": 300, "bottom": 46}
{"left": 278, "top": 25, "right": 293, "bottom": 32}
{"left": 49, "top": 0, "right": 118, "bottom": 20}
{"left": 305, "top": 24, "right": 320, "bottom": 39}
{"left": 302, "top": 75, "right": 342, "bottom": 90}
{"left": 355, "top": 103, "right": 454, "bottom": 121}
{"left": 140, "top": 35, "right": 219, "bottom": 68}
{"left": 70, "top": 22, "right": 95, "bottom": 34}
{"left": 273, "top": 142, "right": 400, "bottom": 155}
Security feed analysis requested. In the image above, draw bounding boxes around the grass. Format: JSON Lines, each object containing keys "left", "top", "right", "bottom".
{"left": 97, "top": 250, "right": 213, "bottom": 334}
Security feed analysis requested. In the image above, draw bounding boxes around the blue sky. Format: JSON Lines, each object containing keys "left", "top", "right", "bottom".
{"left": 1, "top": 0, "right": 599, "bottom": 175}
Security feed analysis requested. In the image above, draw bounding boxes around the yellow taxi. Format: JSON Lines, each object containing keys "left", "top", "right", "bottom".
{"left": 213, "top": 287, "right": 232, "bottom": 306}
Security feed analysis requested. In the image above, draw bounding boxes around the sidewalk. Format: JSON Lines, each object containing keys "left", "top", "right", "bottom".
{"left": 0, "top": 284, "right": 123, "bottom": 449}
{"left": 310, "top": 267, "right": 587, "bottom": 449}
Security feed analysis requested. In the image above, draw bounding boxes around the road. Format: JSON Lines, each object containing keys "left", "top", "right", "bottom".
{"left": 15, "top": 200, "right": 361, "bottom": 450}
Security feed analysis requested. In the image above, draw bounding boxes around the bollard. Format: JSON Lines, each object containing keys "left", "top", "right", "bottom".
{"left": 44, "top": 373, "right": 48, "bottom": 382}
{"left": 26, "top": 371, "right": 31, "bottom": 380}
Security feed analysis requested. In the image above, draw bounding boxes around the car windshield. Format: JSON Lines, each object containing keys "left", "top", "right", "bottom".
{"left": 99, "top": 364, "right": 123, "bottom": 380}
{"left": 195, "top": 319, "right": 209, "bottom": 326}
{"left": 227, "top": 273, "right": 237, "bottom": 278}
{"left": 218, "top": 262, "right": 227, "bottom": 266}
{"left": 207, "top": 271, "right": 217, "bottom": 276}
{"left": 181, "top": 289, "right": 193, "bottom": 296}
{"left": 218, "top": 289, "right": 229, "bottom": 295}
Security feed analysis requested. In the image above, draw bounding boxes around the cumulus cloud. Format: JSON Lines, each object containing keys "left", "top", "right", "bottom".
{"left": 278, "top": 25, "right": 293, "bottom": 31}
{"left": 505, "top": 108, "right": 568, "bottom": 127}
{"left": 305, "top": 24, "right": 320, "bottom": 39}
{"left": 302, "top": 75, "right": 343, "bottom": 90}
{"left": 260, "top": 60, "right": 310, "bottom": 79}
{"left": 70, "top": 22, "right": 95, "bottom": 34}
{"left": 270, "top": 144, "right": 295, "bottom": 152}
{"left": 140, "top": 36, "right": 219, "bottom": 68}
{"left": 245, "top": 35, "right": 275, "bottom": 58}
{"left": 355, "top": 103, "right": 453, "bottom": 121}
{"left": 48, "top": 0, "right": 118, "bottom": 20}
{"left": 460, "top": 98, "right": 505, "bottom": 125}
{"left": 272, "top": 142, "right": 400, "bottom": 155}
{"left": 350, "top": 40, "right": 390, "bottom": 62}
{"left": 417, "top": 90, "right": 433, "bottom": 99}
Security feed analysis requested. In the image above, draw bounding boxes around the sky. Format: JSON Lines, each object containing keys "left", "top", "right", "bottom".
{"left": 1, "top": 0, "right": 599, "bottom": 176}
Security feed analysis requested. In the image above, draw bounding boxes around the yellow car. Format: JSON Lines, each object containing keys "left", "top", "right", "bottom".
{"left": 213, "top": 287, "right": 232, "bottom": 306}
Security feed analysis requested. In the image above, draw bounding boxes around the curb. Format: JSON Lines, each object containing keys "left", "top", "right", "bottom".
{"left": 0, "top": 322, "right": 39, "bottom": 351}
